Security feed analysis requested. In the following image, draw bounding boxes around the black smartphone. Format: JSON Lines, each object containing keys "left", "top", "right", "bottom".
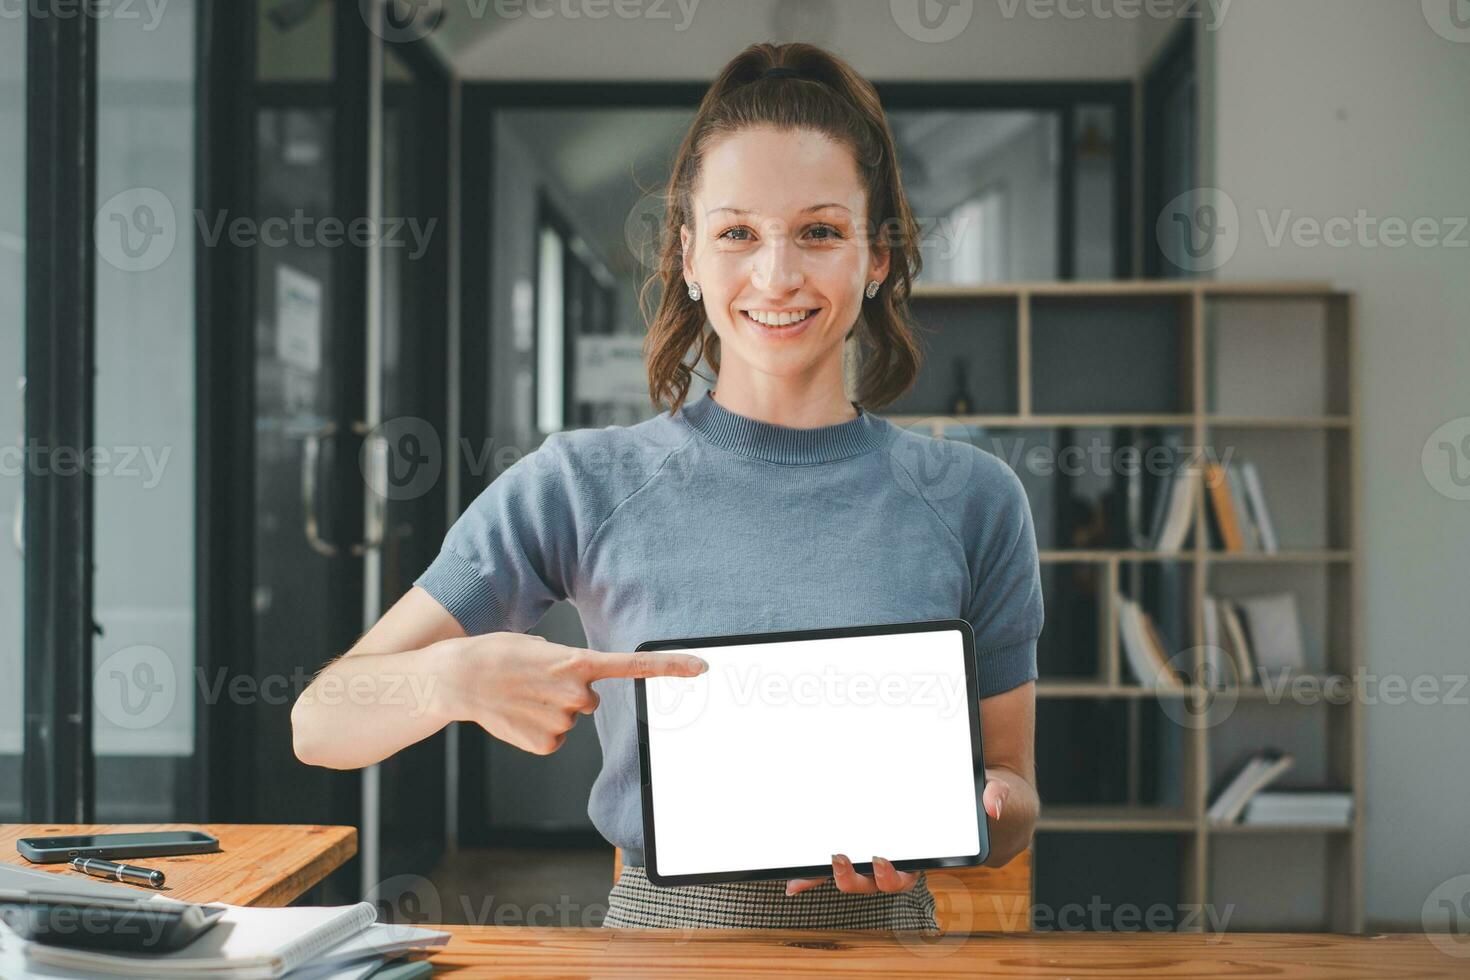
{"left": 16, "top": 831, "right": 221, "bottom": 864}
{"left": 0, "top": 890, "right": 224, "bottom": 953}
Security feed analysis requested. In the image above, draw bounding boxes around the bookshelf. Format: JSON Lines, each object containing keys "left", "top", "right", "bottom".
{"left": 874, "top": 281, "right": 1361, "bottom": 933}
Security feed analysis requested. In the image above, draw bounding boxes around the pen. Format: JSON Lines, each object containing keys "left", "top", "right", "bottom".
{"left": 69, "top": 857, "right": 167, "bottom": 889}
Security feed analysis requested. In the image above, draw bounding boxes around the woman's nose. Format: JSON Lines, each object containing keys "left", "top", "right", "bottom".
{"left": 750, "top": 236, "right": 804, "bottom": 292}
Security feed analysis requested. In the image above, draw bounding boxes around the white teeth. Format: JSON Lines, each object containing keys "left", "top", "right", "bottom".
{"left": 744, "top": 309, "right": 813, "bottom": 327}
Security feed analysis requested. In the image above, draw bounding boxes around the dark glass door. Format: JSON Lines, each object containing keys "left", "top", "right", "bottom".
{"left": 233, "top": 0, "right": 451, "bottom": 900}
{"left": 250, "top": 100, "right": 361, "bottom": 838}
{"left": 241, "top": 4, "right": 363, "bottom": 860}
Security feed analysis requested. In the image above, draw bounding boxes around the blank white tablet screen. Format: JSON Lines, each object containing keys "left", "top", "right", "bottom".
{"left": 644, "top": 627, "right": 980, "bottom": 877}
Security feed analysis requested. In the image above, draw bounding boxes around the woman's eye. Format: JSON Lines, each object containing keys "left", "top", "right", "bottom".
{"left": 717, "top": 224, "right": 844, "bottom": 242}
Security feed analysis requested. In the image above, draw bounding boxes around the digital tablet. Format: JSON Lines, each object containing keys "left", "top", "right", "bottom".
{"left": 634, "top": 618, "right": 988, "bottom": 888}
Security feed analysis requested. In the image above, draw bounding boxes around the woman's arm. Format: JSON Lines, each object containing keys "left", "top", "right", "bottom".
{"left": 978, "top": 679, "right": 1039, "bottom": 867}
{"left": 290, "top": 586, "right": 470, "bottom": 770}
{"left": 290, "top": 585, "right": 709, "bottom": 770}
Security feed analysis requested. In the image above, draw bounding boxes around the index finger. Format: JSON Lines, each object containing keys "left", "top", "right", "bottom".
{"left": 579, "top": 649, "right": 709, "bottom": 681}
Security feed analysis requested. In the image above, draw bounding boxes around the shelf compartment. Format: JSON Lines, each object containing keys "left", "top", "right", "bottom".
{"left": 1036, "top": 698, "right": 1190, "bottom": 812}
{"left": 1033, "top": 832, "right": 1192, "bottom": 931}
{"left": 1030, "top": 295, "right": 1193, "bottom": 415}
{"left": 887, "top": 295, "right": 1017, "bottom": 416}
{"left": 1206, "top": 702, "right": 1347, "bottom": 810}
{"left": 1207, "top": 561, "right": 1354, "bottom": 680}
{"left": 959, "top": 425, "right": 1195, "bottom": 552}
{"left": 1205, "top": 293, "right": 1352, "bottom": 420}
{"left": 1207, "top": 834, "right": 1340, "bottom": 932}
{"left": 1202, "top": 427, "right": 1352, "bottom": 552}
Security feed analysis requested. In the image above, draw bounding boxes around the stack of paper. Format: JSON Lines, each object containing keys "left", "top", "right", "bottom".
{"left": 0, "top": 865, "right": 446, "bottom": 980}
{"left": 1243, "top": 790, "right": 1354, "bottom": 827}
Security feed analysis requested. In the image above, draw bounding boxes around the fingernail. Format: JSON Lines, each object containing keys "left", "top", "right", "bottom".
{"left": 785, "top": 883, "right": 796, "bottom": 896}
{"left": 832, "top": 853, "right": 848, "bottom": 868}
{"left": 996, "top": 798, "right": 1003, "bottom": 821}
{"left": 686, "top": 656, "right": 708, "bottom": 672}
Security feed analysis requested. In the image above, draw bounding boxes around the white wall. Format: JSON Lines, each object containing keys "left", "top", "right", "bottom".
{"left": 1202, "top": 0, "right": 1470, "bottom": 929}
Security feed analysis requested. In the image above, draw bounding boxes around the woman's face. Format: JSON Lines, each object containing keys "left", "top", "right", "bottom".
{"left": 681, "top": 126, "right": 890, "bottom": 393}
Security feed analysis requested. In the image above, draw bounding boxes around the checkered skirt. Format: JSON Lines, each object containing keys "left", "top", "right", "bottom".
{"left": 601, "top": 864, "right": 940, "bottom": 930}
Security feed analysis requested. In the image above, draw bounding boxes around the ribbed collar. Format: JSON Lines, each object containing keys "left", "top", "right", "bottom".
{"left": 677, "top": 390, "right": 889, "bottom": 465}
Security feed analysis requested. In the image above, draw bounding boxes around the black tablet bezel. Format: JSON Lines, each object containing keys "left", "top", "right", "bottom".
{"left": 634, "top": 618, "right": 989, "bottom": 888}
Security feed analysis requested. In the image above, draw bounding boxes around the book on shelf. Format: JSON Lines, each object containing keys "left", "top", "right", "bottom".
{"left": 1234, "top": 591, "right": 1307, "bottom": 679}
{"left": 1149, "top": 464, "right": 1197, "bottom": 553}
{"left": 1242, "top": 789, "right": 1354, "bottom": 827}
{"left": 1204, "top": 457, "right": 1279, "bottom": 553}
{"left": 1204, "top": 594, "right": 1257, "bottom": 686}
{"left": 1224, "top": 462, "right": 1259, "bottom": 550}
{"left": 1122, "top": 428, "right": 1184, "bottom": 550}
{"left": 1199, "top": 598, "right": 1234, "bottom": 688}
{"left": 1208, "top": 748, "right": 1295, "bottom": 824}
{"left": 1204, "top": 461, "right": 1246, "bottom": 551}
{"left": 1115, "top": 594, "right": 1184, "bottom": 689}
{"left": 1239, "top": 460, "right": 1279, "bottom": 552}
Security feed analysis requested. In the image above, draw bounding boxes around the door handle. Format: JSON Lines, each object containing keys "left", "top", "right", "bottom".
{"left": 301, "top": 419, "right": 340, "bottom": 557}
{"left": 352, "top": 421, "right": 386, "bottom": 557}
{"left": 301, "top": 419, "right": 388, "bottom": 558}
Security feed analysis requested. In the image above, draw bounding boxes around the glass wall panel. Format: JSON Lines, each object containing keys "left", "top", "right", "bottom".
{"left": 0, "top": 9, "right": 25, "bottom": 821}
{"left": 92, "top": 0, "right": 199, "bottom": 818}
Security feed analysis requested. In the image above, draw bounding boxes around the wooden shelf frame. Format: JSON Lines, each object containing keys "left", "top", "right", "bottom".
{"left": 877, "top": 281, "right": 1361, "bottom": 933}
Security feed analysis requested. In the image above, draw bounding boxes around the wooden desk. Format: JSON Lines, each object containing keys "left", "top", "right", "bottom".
{"left": 428, "top": 927, "right": 1457, "bottom": 977}
{"left": 0, "top": 824, "right": 356, "bottom": 907}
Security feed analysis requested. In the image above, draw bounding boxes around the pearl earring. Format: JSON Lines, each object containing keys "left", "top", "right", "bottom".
{"left": 865, "top": 280, "right": 880, "bottom": 299}
{"left": 688, "top": 282, "right": 702, "bottom": 302}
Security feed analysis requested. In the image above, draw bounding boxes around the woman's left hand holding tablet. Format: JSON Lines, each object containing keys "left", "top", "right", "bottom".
{"left": 785, "top": 854, "right": 919, "bottom": 896}
{"left": 784, "top": 769, "right": 1011, "bottom": 896}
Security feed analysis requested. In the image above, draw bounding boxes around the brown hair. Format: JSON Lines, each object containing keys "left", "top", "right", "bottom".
{"left": 640, "top": 42, "right": 924, "bottom": 414}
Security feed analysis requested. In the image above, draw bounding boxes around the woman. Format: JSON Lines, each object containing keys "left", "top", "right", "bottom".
{"left": 291, "top": 40, "right": 1043, "bottom": 932}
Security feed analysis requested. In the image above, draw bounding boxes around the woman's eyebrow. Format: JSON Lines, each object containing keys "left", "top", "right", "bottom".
{"left": 707, "top": 203, "right": 852, "bottom": 217}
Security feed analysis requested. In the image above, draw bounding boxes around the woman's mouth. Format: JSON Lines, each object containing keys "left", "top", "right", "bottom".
{"left": 739, "top": 308, "right": 818, "bottom": 339}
